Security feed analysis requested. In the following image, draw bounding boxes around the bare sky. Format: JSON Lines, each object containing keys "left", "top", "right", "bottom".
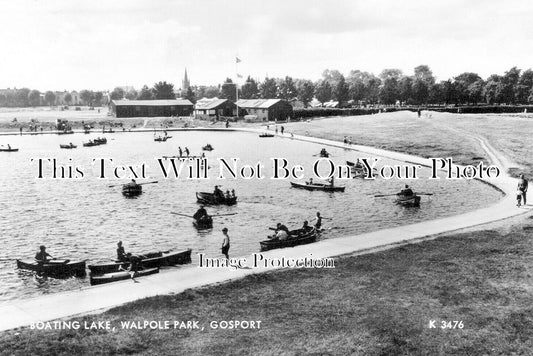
{"left": 1, "top": 0, "right": 533, "bottom": 91}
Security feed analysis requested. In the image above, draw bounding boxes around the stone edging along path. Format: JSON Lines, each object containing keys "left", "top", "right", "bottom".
{"left": 0, "top": 127, "right": 530, "bottom": 332}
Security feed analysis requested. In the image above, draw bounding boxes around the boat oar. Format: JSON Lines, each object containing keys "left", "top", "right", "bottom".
{"left": 374, "top": 193, "right": 399, "bottom": 198}
{"left": 212, "top": 213, "right": 237, "bottom": 217}
{"left": 171, "top": 212, "right": 194, "bottom": 218}
{"left": 416, "top": 192, "right": 434, "bottom": 196}
{"left": 108, "top": 180, "right": 158, "bottom": 188}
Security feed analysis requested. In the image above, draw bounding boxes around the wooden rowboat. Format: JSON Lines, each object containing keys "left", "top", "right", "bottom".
{"left": 259, "top": 133, "right": 274, "bottom": 138}
{"left": 394, "top": 194, "right": 421, "bottom": 207}
{"left": 122, "top": 183, "right": 142, "bottom": 197}
{"left": 16, "top": 259, "right": 86, "bottom": 277}
{"left": 260, "top": 227, "right": 318, "bottom": 251}
{"left": 193, "top": 216, "right": 213, "bottom": 229}
{"left": 290, "top": 182, "right": 345, "bottom": 192}
{"left": 202, "top": 144, "right": 214, "bottom": 151}
{"left": 60, "top": 144, "right": 77, "bottom": 149}
{"left": 88, "top": 249, "right": 192, "bottom": 275}
{"left": 0, "top": 148, "right": 18, "bottom": 152}
{"left": 196, "top": 192, "right": 237, "bottom": 206}
{"left": 90, "top": 267, "right": 159, "bottom": 286}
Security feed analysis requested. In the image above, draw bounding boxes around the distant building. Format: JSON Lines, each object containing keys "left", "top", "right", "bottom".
{"left": 194, "top": 99, "right": 236, "bottom": 120}
{"left": 182, "top": 69, "right": 190, "bottom": 92}
{"left": 110, "top": 99, "right": 194, "bottom": 118}
{"left": 236, "top": 99, "right": 293, "bottom": 122}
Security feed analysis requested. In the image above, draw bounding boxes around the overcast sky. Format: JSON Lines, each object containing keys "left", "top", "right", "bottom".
{"left": 1, "top": 0, "right": 533, "bottom": 91}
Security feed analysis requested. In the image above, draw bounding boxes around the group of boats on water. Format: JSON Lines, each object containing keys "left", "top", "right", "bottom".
{"left": 13, "top": 137, "right": 430, "bottom": 286}
{"left": 16, "top": 247, "right": 192, "bottom": 286}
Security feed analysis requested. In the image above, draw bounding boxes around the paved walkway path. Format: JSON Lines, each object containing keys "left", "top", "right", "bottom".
{"left": 1, "top": 127, "right": 530, "bottom": 332}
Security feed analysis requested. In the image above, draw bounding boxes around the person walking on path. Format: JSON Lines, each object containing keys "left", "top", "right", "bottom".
{"left": 281, "top": 126, "right": 284, "bottom": 135}
{"left": 221, "top": 227, "right": 230, "bottom": 260}
{"left": 517, "top": 174, "right": 528, "bottom": 207}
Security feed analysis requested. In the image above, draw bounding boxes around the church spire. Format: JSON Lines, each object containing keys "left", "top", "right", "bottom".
{"left": 182, "top": 68, "right": 190, "bottom": 91}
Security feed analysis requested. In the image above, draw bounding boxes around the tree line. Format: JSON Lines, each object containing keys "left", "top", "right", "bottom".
{"left": 180, "top": 66, "right": 533, "bottom": 107}
{"left": 0, "top": 89, "right": 106, "bottom": 107}
{"left": 4, "top": 65, "right": 533, "bottom": 108}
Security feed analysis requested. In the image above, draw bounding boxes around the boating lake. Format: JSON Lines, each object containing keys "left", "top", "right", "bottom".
{"left": 0, "top": 130, "right": 502, "bottom": 302}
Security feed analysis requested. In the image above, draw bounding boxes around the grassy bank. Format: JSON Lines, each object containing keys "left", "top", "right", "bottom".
{"left": 283, "top": 111, "right": 533, "bottom": 177}
{"left": 2, "top": 218, "right": 533, "bottom": 355}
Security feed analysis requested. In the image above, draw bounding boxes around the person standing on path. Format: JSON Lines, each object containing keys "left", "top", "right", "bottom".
{"left": 281, "top": 126, "right": 284, "bottom": 135}
{"left": 517, "top": 174, "right": 528, "bottom": 206}
{"left": 221, "top": 227, "right": 230, "bottom": 260}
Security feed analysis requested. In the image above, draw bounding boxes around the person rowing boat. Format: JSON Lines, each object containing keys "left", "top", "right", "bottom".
{"left": 398, "top": 185, "right": 414, "bottom": 197}
{"left": 117, "top": 241, "right": 127, "bottom": 262}
{"left": 35, "top": 245, "right": 54, "bottom": 264}
{"left": 270, "top": 223, "right": 290, "bottom": 241}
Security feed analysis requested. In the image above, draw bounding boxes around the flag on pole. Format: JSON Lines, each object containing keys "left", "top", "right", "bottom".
{"left": 236, "top": 57, "right": 242, "bottom": 63}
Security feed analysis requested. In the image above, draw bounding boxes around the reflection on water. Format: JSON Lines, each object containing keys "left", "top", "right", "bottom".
{"left": 0, "top": 130, "right": 502, "bottom": 301}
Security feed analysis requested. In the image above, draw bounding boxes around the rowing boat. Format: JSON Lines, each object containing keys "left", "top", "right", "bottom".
{"left": 90, "top": 267, "right": 159, "bottom": 285}
{"left": 290, "top": 181, "right": 345, "bottom": 192}
{"left": 259, "top": 133, "right": 274, "bottom": 138}
{"left": 394, "top": 194, "right": 421, "bottom": 207}
{"left": 0, "top": 148, "right": 18, "bottom": 152}
{"left": 60, "top": 144, "right": 77, "bottom": 149}
{"left": 202, "top": 144, "right": 214, "bottom": 151}
{"left": 154, "top": 136, "right": 171, "bottom": 142}
{"left": 122, "top": 183, "right": 142, "bottom": 197}
{"left": 193, "top": 216, "right": 213, "bottom": 229}
{"left": 259, "top": 227, "right": 318, "bottom": 251}
{"left": 88, "top": 249, "right": 192, "bottom": 275}
{"left": 196, "top": 192, "right": 237, "bottom": 205}
{"left": 16, "top": 259, "right": 86, "bottom": 277}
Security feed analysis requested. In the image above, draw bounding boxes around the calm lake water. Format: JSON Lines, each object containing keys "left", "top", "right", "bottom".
{"left": 0, "top": 130, "right": 502, "bottom": 302}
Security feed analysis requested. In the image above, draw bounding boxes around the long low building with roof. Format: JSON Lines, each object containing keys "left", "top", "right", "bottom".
{"left": 236, "top": 99, "right": 293, "bottom": 122}
{"left": 194, "top": 98, "right": 236, "bottom": 120}
{"left": 110, "top": 99, "right": 194, "bottom": 118}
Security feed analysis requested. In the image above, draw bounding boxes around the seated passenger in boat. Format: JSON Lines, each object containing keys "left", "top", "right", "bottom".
{"left": 117, "top": 241, "right": 127, "bottom": 262}
{"left": 231, "top": 189, "right": 236, "bottom": 198}
{"left": 213, "top": 185, "right": 224, "bottom": 200}
{"left": 35, "top": 245, "right": 53, "bottom": 264}
{"left": 193, "top": 206, "right": 209, "bottom": 222}
{"left": 398, "top": 185, "right": 414, "bottom": 197}
{"left": 306, "top": 178, "right": 314, "bottom": 185}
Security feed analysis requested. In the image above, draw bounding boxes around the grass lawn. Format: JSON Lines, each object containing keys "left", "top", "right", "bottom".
{"left": 283, "top": 111, "right": 533, "bottom": 178}
{"left": 1, "top": 219, "right": 533, "bottom": 355}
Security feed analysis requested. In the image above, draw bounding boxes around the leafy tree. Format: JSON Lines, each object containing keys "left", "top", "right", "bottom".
{"left": 259, "top": 77, "right": 277, "bottom": 99}
{"left": 398, "top": 76, "right": 413, "bottom": 103}
{"left": 414, "top": 65, "right": 436, "bottom": 85}
{"left": 110, "top": 87, "right": 125, "bottom": 100}
{"left": 44, "top": 91, "right": 56, "bottom": 106}
{"left": 240, "top": 77, "right": 260, "bottom": 99}
{"left": 137, "top": 85, "right": 154, "bottom": 100}
{"left": 220, "top": 78, "right": 237, "bottom": 102}
{"left": 379, "top": 77, "right": 399, "bottom": 104}
{"left": 516, "top": 69, "right": 533, "bottom": 103}
{"left": 0, "top": 94, "right": 6, "bottom": 106}
{"left": 153, "top": 81, "right": 175, "bottom": 99}
{"left": 80, "top": 90, "right": 94, "bottom": 105}
{"left": 94, "top": 92, "right": 104, "bottom": 106}
{"left": 346, "top": 70, "right": 366, "bottom": 103}
{"left": 483, "top": 75, "right": 503, "bottom": 104}
{"left": 467, "top": 79, "right": 485, "bottom": 104}
{"left": 64, "top": 93, "right": 72, "bottom": 105}
{"left": 500, "top": 67, "right": 520, "bottom": 104}
{"left": 379, "top": 69, "right": 403, "bottom": 81}
{"left": 183, "top": 87, "right": 196, "bottom": 103}
{"left": 333, "top": 75, "right": 349, "bottom": 104}
{"left": 28, "top": 90, "right": 41, "bottom": 106}
{"left": 124, "top": 89, "right": 137, "bottom": 100}
{"left": 277, "top": 76, "right": 298, "bottom": 100}
{"left": 322, "top": 69, "right": 344, "bottom": 87}
{"left": 295, "top": 79, "right": 315, "bottom": 107}
{"left": 364, "top": 75, "right": 381, "bottom": 104}
{"left": 315, "top": 80, "right": 332, "bottom": 104}
{"left": 412, "top": 78, "right": 429, "bottom": 104}
{"left": 16, "top": 88, "right": 30, "bottom": 107}
{"left": 454, "top": 72, "right": 481, "bottom": 104}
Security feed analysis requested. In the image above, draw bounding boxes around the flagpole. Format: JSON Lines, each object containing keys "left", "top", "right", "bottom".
{"left": 235, "top": 56, "right": 239, "bottom": 119}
